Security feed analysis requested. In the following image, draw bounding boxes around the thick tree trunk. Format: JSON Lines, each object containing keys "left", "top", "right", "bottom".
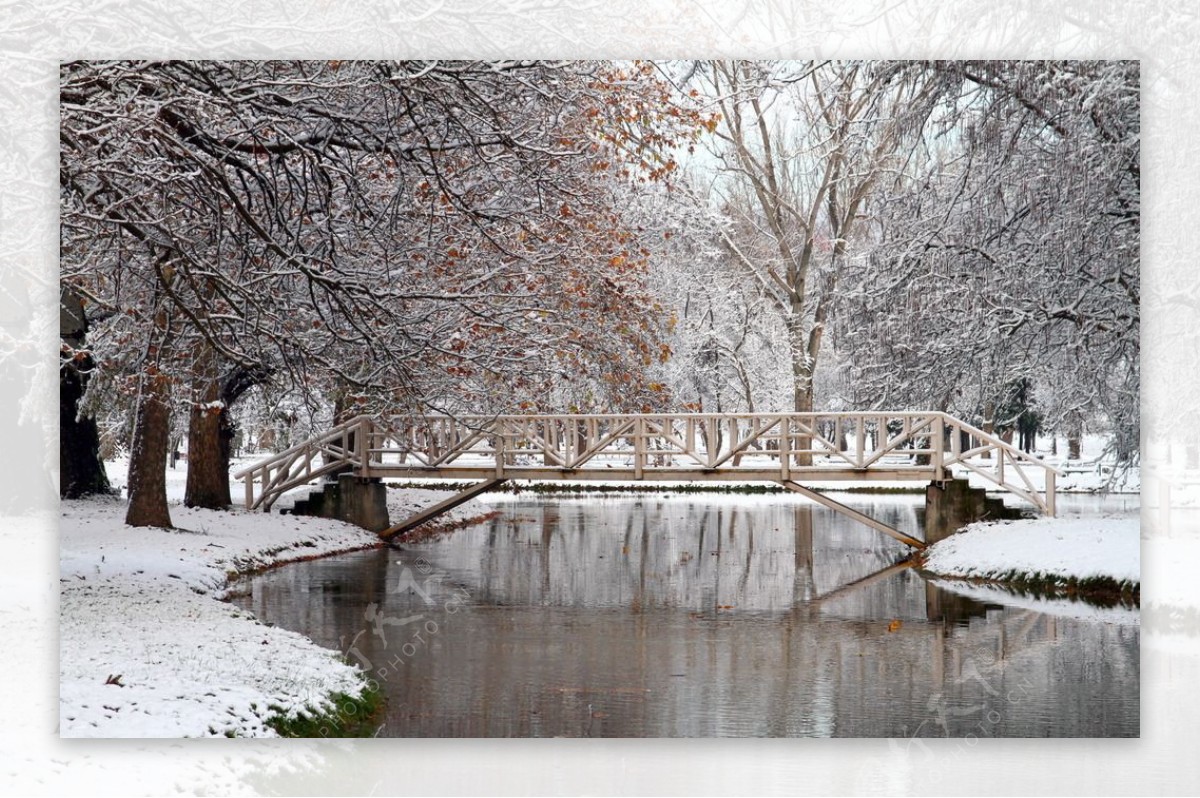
{"left": 198, "top": 362, "right": 271, "bottom": 505}
{"left": 184, "top": 355, "right": 272, "bottom": 509}
{"left": 60, "top": 351, "right": 111, "bottom": 499}
{"left": 60, "top": 287, "right": 111, "bottom": 498}
{"left": 184, "top": 381, "right": 230, "bottom": 509}
{"left": 125, "top": 371, "right": 173, "bottom": 528}
{"left": 185, "top": 340, "right": 230, "bottom": 509}
{"left": 218, "top": 409, "right": 236, "bottom": 483}
{"left": 790, "top": 325, "right": 816, "bottom": 467}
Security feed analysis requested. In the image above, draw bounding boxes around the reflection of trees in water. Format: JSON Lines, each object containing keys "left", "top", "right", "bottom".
{"left": 424, "top": 497, "right": 921, "bottom": 614}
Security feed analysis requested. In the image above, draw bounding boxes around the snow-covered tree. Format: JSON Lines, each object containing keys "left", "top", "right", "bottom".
{"left": 60, "top": 60, "right": 709, "bottom": 525}
{"left": 690, "top": 61, "right": 923, "bottom": 422}
{"left": 834, "top": 60, "right": 1139, "bottom": 460}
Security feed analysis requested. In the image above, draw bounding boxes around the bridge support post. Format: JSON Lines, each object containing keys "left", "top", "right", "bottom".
{"left": 337, "top": 475, "right": 391, "bottom": 532}
{"left": 923, "top": 477, "right": 1025, "bottom": 543}
{"left": 287, "top": 474, "right": 390, "bottom": 533}
{"left": 634, "top": 417, "right": 645, "bottom": 479}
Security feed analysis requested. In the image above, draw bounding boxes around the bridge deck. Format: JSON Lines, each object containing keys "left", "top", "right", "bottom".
{"left": 360, "top": 464, "right": 938, "bottom": 482}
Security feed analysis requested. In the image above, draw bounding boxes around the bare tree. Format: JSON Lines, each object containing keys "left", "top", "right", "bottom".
{"left": 697, "top": 63, "right": 919, "bottom": 412}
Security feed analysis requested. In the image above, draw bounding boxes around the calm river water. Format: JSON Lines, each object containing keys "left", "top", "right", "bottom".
{"left": 231, "top": 492, "right": 1139, "bottom": 737}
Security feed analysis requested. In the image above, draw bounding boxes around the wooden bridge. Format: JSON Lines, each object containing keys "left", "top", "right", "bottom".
{"left": 233, "top": 411, "right": 1060, "bottom": 549}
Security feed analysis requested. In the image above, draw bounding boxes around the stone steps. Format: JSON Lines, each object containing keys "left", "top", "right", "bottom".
{"left": 276, "top": 473, "right": 391, "bottom": 532}
{"left": 921, "top": 476, "right": 1029, "bottom": 543}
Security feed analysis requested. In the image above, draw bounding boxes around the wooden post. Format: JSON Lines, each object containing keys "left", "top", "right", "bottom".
{"left": 634, "top": 417, "right": 645, "bottom": 479}
{"left": 855, "top": 416, "right": 865, "bottom": 468}
{"left": 355, "top": 417, "right": 370, "bottom": 474}
{"left": 780, "top": 417, "right": 790, "bottom": 481}
{"left": 727, "top": 417, "right": 738, "bottom": 466}
{"left": 495, "top": 421, "right": 505, "bottom": 478}
{"left": 932, "top": 415, "right": 944, "bottom": 482}
{"left": 244, "top": 471, "right": 255, "bottom": 509}
{"left": 1046, "top": 470, "right": 1056, "bottom": 517}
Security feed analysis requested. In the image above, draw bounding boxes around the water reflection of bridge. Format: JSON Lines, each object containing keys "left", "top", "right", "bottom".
{"left": 450, "top": 498, "right": 977, "bottom": 621}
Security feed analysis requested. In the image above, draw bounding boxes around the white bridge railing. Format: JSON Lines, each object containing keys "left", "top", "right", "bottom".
{"left": 236, "top": 412, "right": 1060, "bottom": 515}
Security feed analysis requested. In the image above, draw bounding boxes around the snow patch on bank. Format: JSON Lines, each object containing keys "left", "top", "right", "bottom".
{"left": 922, "top": 517, "right": 1140, "bottom": 586}
{"left": 60, "top": 462, "right": 483, "bottom": 738}
{"left": 60, "top": 496, "right": 382, "bottom": 737}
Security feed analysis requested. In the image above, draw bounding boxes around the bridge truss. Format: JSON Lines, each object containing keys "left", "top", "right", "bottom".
{"left": 234, "top": 412, "right": 1060, "bottom": 548}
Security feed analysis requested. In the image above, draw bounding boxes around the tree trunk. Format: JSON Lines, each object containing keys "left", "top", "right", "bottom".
{"left": 793, "top": 379, "right": 814, "bottom": 466}
{"left": 219, "top": 409, "right": 237, "bottom": 482}
{"left": 980, "top": 401, "right": 995, "bottom": 459}
{"left": 790, "top": 326, "right": 816, "bottom": 467}
{"left": 1068, "top": 435, "right": 1082, "bottom": 460}
{"left": 185, "top": 339, "right": 230, "bottom": 508}
{"left": 60, "top": 287, "right": 111, "bottom": 498}
{"left": 125, "top": 370, "right": 173, "bottom": 528}
{"left": 60, "top": 349, "right": 111, "bottom": 498}
{"left": 1066, "top": 410, "right": 1083, "bottom": 460}
{"left": 184, "top": 378, "right": 230, "bottom": 509}
{"left": 183, "top": 355, "right": 272, "bottom": 509}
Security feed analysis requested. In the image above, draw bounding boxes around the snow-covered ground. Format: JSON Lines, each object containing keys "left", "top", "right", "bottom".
{"left": 922, "top": 516, "right": 1140, "bottom": 588}
{"left": 59, "top": 460, "right": 473, "bottom": 738}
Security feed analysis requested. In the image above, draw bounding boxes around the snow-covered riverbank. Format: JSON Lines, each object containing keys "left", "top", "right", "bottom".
{"left": 58, "top": 461, "right": 477, "bottom": 738}
{"left": 921, "top": 516, "right": 1140, "bottom": 595}
{"left": 59, "top": 495, "right": 382, "bottom": 737}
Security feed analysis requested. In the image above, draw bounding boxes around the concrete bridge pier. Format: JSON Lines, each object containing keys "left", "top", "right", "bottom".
{"left": 922, "top": 477, "right": 1025, "bottom": 544}
{"left": 284, "top": 473, "right": 391, "bottom": 532}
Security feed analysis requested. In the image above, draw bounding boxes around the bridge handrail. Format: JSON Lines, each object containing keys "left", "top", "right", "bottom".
{"left": 939, "top": 414, "right": 1066, "bottom": 478}
{"left": 232, "top": 414, "right": 373, "bottom": 479}
{"left": 234, "top": 414, "right": 375, "bottom": 510}
{"left": 937, "top": 413, "right": 1059, "bottom": 515}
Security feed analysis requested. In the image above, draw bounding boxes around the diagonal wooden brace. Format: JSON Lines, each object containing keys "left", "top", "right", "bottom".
{"left": 779, "top": 480, "right": 926, "bottom": 549}
{"left": 379, "top": 478, "right": 507, "bottom": 540}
